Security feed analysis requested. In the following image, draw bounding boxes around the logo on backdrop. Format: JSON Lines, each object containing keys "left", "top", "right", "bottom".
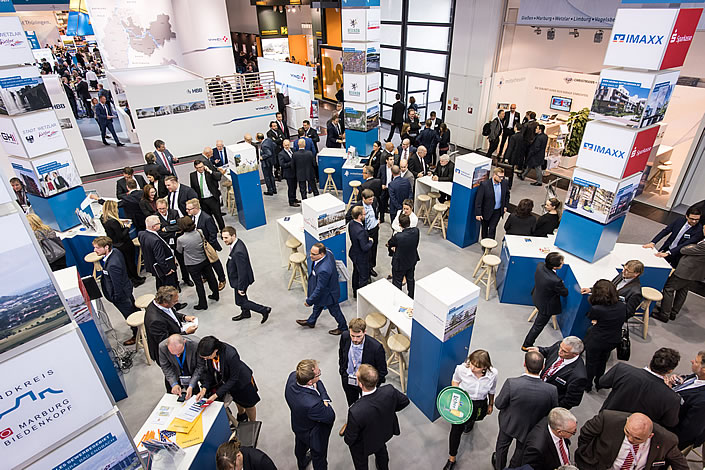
{"left": 582, "top": 142, "right": 625, "bottom": 159}
{"left": 670, "top": 29, "right": 693, "bottom": 44}
{"left": 0, "top": 31, "right": 24, "bottom": 48}
{"left": 612, "top": 33, "right": 664, "bottom": 45}
{"left": 289, "top": 73, "right": 306, "bottom": 84}
{"left": 1, "top": 132, "right": 18, "bottom": 144}
{"left": 25, "top": 135, "right": 34, "bottom": 144}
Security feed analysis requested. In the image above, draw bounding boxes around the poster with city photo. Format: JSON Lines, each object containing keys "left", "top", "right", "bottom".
{"left": 33, "top": 150, "right": 82, "bottom": 197}
{"left": 472, "top": 165, "right": 490, "bottom": 188}
{"left": 0, "top": 66, "right": 52, "bottom": 116}
{"left": 590, "top": 77, "right": 650, "bottom": 127}
{"left": 641, "top": 79, "right": 676, "bottom": 128}
{"left": 444, "top": 296, "right": 478, "bottom": 341}
{"left": 0, "top": 212, "right": 72, "bottom": 355}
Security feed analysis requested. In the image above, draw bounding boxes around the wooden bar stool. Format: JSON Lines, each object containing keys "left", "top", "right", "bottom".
{"left": 288, "top": 253, "right": 308, "bottom": 295}
{"left": 365, "top": 312, "right": 388, "bottom": 350}
{"left": 630, "top": 287, "right": 662, "bottom": 340}
{"left": 286, "top": 237, "right": 302, "bottom": 270}
{"left": 428, "top": 191, "right": 440, "bottom": 206}
{"left": 84, "top": 252, "right": 104, "bottom": 281}
{"left": 443, "top": 200, "right": 451, "bottom": 222}
{"left": 347, "top": 180, "right": 361, "bottom": 210}
{"left": 416, "top": 194, "right": 431, "bottom": 225}
{"left": 473, "top": 238, "right": 498, "bottom": 278}
{"left": 135, "top": 293, "right": 155, "bottom": 310}
{"left": 527, "top": 307, "right": 558, "bottom": 330}
{"left": 227, "top": 187, "right": 237, "bottom": 216}
{"left": 475, "top": 254, "right": 501, "bottom": 300}
{"left": 387, "top": 333, "right": 410, "bottom": 393}
{"left": 132, "top": 238, "right": 142, "bottom": 274}
{"left": 323, "top": 168, "right": 338, "bottom": 195}
{"left": 428, "top": 202, "right": 448, "bottom": 238}
{"left": 126, "top": 310, "right": 152, "bottom": 365}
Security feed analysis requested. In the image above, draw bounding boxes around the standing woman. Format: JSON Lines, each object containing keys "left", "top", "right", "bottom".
{"left": 27, "top": 213, "right": 66, "bottom": 271}
{"left": 583, "top": 280, "right": 627, "bottom": 392}
{"left": 443, "top": 349, "right": 497, "bottom": 470}
{"left": 101, "top": 200, "right": 144, "bottom": 286}
{"left": 140, "top": 184, "right": 158, "bottom": 217}
{"left": 407, "top": 96, "right": 418, "bottom": 112}
{"left": 438, "top": 123, "right": 451, "bottom": 156}
{"left": 391, "top": 199, "right": 418, "bottom": 235}
{"left": 367, "top": 140, "right": 383, "bottom": 176}
{"left": 533, "top": 197, "right": 562, "bottom": 237}
{"left": 400, "top": 123, "right": 412, "bottom": 145}
{"left": 175, "top": 216, "right": 219, "bottom": 310}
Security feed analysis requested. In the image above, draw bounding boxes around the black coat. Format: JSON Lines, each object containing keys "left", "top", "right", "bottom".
{"left": 109, "top": 190, "right": 145, "bottom": 232}
{"left": 326, "top": 122, "right": 342, "bottom": 148}
{"left": 432, "top": 161, "right": 454, "bottom": 182}
{"left": 416, "top": 128, "right": 438, "bottom": 153}
{"left": 304, "top": 126, "right": 320, "bottom": 145}
{"left": 388, "top": 176, "right": 412, "bottom": 216}
{"left": 226, "top": 239, "right": 255, "bottom": 292}
{"left": 100, "top": 249, "right": 132, "bottom": 303}
{"left": 533, "top": 213, "right": 560, "bottom": 237}
{"left": 338, "top": 332, "right": 387, "bottom": 383}
{"left": 475, "top": 178, "right": 510, "bottom": 220}
{"left": 586, "top": 302, "right": 627, "bottom": 346}
{"left": 278, "top": 149, "right": 296, "bottom": 179}
{"left": 504, "top": 213, "right": 537, "bottom": 236}
{"left": 651, "top": 217, "right": 704, "bottom": 266}
{"left": 157, "top": 209, "right": 181, "bottom": 247}
{"left": 506, "top": 132, "right": 528, "bottom": 167}
{"left": 538, "top": 341, "right": 587, "bottom": 409}
{"left": 275, "top": 119, "right": 290, "bottom": 140}
{"left": 240, "top": 447, "right": 277, "bottom": 470}
{"left": 343, "top": 385, "right": 410, "bottom": 457}
{"left": 284, "top": 371, "right": 335, "bottom": 452}
{"left": 137, "top": 230, "right": 176, "bottom": 278}
{"left": 167, "top": 184, "right": 199, "bottom": 217}
{"left": 76, "top": 79, "right": 91, "bottom": 99}
{"left": 195, "top": 211, "right": 221, "bottom": 250}
{"left": 210, "top": 147, "right": 229, "bottom": 167}
{"left": 345, "top": 199, "right": 380, "bottom": 223}
{"left": 388, "top": 227, "right": 420, "bottom": 272}
{"left": 674, "top": 380, "right": 705, "bottom": 448}
{"left": 495, "top": 374, "right": 559, "bottom": 442}
{"left": 611, "top": 273, "right": 642, "bottom": 318}
{"left": 144, "top": 302, "right": 186, "bottom": 365}
{"left": 201, "top": 343, "right": 254, "bottom": 400}
{"left": 367, "top": 150, "right": 383, "bottom": 175}
{"left": 348, "top": 220, "right": 373, "bottom": 264}
{"left": 189, "top": 169, "right": 222, "bottom": 200}
{"left": 391, "top": 101, "right": 405, "bottom": 124}
{"left": 526, "top": 132, "right": 548, "bottom": 168}
{"left": 407, "top": 152, "right": 427, "bottom": 176}
{"left": 101, "top": 217, "right": 131, "bottom": 249}
{"left": 599, "top": 362, "right": 681, "bottom": 428}
{"left": 532, "top": 264, "right": 569, "bottom": 316}
{"left": 360, "top": 177, "right": 382, "bottom": 200}
{"left": 292, "top": 149, "right": 316, "bottom": 182}
{"left": 116, "top": 175, "right": 146, "bottom": 200}
{"left": 522, "top": 417, "right": 568, "bottom": 470}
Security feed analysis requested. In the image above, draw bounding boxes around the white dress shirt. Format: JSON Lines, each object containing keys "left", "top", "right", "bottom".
{"left": 611, "top": 436, "right": 650, "bottom": 470}
{"left": 549, "top": 424, "right": 571, "bottom": 466}
{"left": 169, "top": 187, "right": 183, "bottom": 217}
{"left": 362, "top": 387, "right": 377, "bottom": 397}
{"left": 392, "top": 210, "right": 418, "bottom": 234}
{"left": 452, "top": 365, "right": 498, "bottom": 400}
{"left": 385, "top": 166, "right": 392, "bottom": 185}
{"left": 669, "top": 221, "right": 691, "bottom": 250}
{"left": 153, "top": 300, "right": 184, "bottom": 332}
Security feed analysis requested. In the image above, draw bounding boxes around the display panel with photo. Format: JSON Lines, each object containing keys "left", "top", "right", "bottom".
{"left": 472, "top": 166, "right": 489, "bottom": 188}
{"left": 0, "top": 67, "right": 52, "bottom": 116}
{"left": 590, "top": 77, "right": 650, "bottom": 127}
{"left": 9, "top": 158, "right": 42, "bottom": 196}
{"left": 641, "top": 80, "right": 675, "bottom": 128}
{"left": 444, "top": 299, "right": 477, "bottom": 341}
{"left": 34, "top": 150, "right": 82, "bottom": 197}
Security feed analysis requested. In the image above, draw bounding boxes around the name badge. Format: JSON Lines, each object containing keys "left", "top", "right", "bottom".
{"left": 348, "top": 376, "right": 358, "bottom": 386}
{"left": 652, "top": 462, "right": 666, "bottom": 467}
{"left": 555, "top": 377, "right": 567, "bottom": 386}
{"left": 684, "top": 234, "right": 690, "bottom": 239}
{"left": 179, "top": 375, "right": 192, "bottom": 386}
{"left": 312, "top": 270, "right": 317, "bottom": 276}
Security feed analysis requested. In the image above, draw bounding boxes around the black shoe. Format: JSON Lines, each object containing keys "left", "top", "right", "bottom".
{"left": 117, "top": 142, "right": 125, "bottom": 147}
{"left": 208, "top": 294, "right": 219, "bottom": 301}
{"left": 531, "top": 182, "right": 542, "bottom": 186}
{"left": 652, "top": 310, "right": 670, "bottom": 323}
{"left": 289, "top": 202, "right": 301, "bottom": 207}
{"left": 103, "top": 141, "right": 110, "bottom": 145}
{"left": 236, "top": 412, "right": 249, "bottom": 423}
{"left": 463, "top": 420, "right": 475, "bottom": 433}
{"left": 174, "top": 302, "right": 187, "bottom": 310}
{"left": 443, "top": 460, "right": 456, "bottom": 470}
{"left": 183, "top": 279, "right": 194, "bottom": 287}
{"left": 194, "top": 305, "right": 207, "bottom": 311}
{"left": 221, "top": 212, "right": 227, "bottom": 216}
{"left": 232, "top": 314, "right": 252, "bottom": 321}
{"left": 517, "top": 174, "right": 525, "bottom": 181}
{"left": 585, "top": 385, "right": 593, "bottom": 393}
{"left": 296, "top": 319, "right": 315, "bottom": 328}
{"left": 261, "top": 307, "right": 271, "bottom": 324}
{"left": 132, "top": 277, "right": 146, "bottom": 287}
{"left": 491, "top": 452, "right": 496, "bottom": 468}
{"left": 370, "top": 268, "right": 378, "bottom": 277}
{"left": 295, "top": 199, "right": 301, "bottom": 203}
{"left": 669, "top": 312, "right": 677, "bottom": 321}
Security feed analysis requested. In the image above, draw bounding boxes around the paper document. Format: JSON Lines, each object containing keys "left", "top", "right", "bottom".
{"left": 182, "top": 318, "right": 198, "bottom": 331}
{"left": 174, "top": 397, "right": 209, "bottom": 423}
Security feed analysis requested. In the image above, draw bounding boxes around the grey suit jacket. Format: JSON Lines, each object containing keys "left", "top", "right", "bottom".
{"left": 158, "top": 335, "right": 206, "bottom": 390}
{"left": 495, "top": 374, "right": 559, "bottom": 442}
{"left": 674, "top": 239, "right": 705, "bottom": 280}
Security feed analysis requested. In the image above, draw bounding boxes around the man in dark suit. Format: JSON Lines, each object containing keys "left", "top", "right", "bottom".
{"left": 116, "top": 166, "right": 146, "bottom": 200}
{"left": 116, "top": 179, "right": 146, "bottom": 231}
{"left": 475, "top": 167, "right": 510, "bottom": 239}
{"left": 405, "top": 109, "right": 421, "bottom": 146}
{"left": 259, "top": 131, "right": 278, "bottom": 195}
{"left": 348, "top": 205, "right": 373, "bottom": 298}
{"left": 599, "top": 348, "right": 681, "bottom": 428}
{"left": 378, "top": 152, "right": 395, "bottom": 223}
{"left": 521, "top": 252, "right": 569, "bottom": 350}
{"left": 417, "top": 121, "right": 439, "bottom": 166}
{"left": 186, "top": 199, "right": 227, "bottom": 290}
{"left": 408, "top": 145, "right": 429, "bottom": 178}
{"left": 285, "top": 359, "right": 336, "bottom": 470}
{"left": 338, "top": 319, "right": 388, "bottom": 433}
{"left": 296, "top": 243, "right": 348, "bottom": 335}
{"left": 530, "top": 337, "right": 587, "bottom": 409}
{"left": 387, "top": 94, "right": 406, "bottom": 142}
{"left": 346, "top": 189, "right": 380, "bottom": 277}
{"left": 429, "top": 111, "right": 443, "bottom": 133}
{"left": 387, "top": 166, "right": 412, "bottom": 218}
{"left": 360, "top": 165, "right": 382, "bottom": 201}
{"left": 97, "top": 83, "right": 114, "bottom": 104}
{"left": 210, "top": 139, "right": 229, "bottom": 168}
{"left": 388, "top": 213, "right": 420, "bottom": 298}
{"left": 62, "top": 77, "right": 78, "bottom": 119}
{"left": 266, "top": 119, "right": 285, "bottom": 153}
{"left": 75, "top": 76, "right": 92, "bottom": 118}
{"left": 672, "top": 351, "right": 705, "bottom": 450}
{"left": 158, "top": 334, "right": 206, "bottom": 401}
{"left": 326, "top": 114, "right": 343, "bottom": 148}
{"left": 613, "top": 259, "right": 644, "bottom": 318}
{"left": 155, "top": 199, "right": 191, "bottom": 286}
{"left": 154, "top": 139, "right": 178, "bottom": 176}
{"left": 644, "top": 206, "right": 702, "bottom": 267}
{"left": 279, "top": 139, "right": 300, "bottom": 207}
{"left": 521, "top": 124, "right": 548, "bottom": 186}
{"left": 575, "top": 411, "right": 688, "bottom": 470}
{"left": 139, "top": 215, "right": 181, "bottom": 291}
{"left": 95, "top": 95, "right": 125, "bottom": 146}
{"left": 654, "top": 231, "right": 705, "bottom": 323}
{"left": 93, "top": 236, "right": 138, "bottom": 345}
{"left": 221, "top": 226, "right": 271, "bottom": 323}
{"left": 275, "top": 111, "right": 290, "bottom": 140}
{"left": 293, "top": 139, "right": 319, "bottom": 200}
{"left": 396, "top": 139, "right": 416, "bottom": 163}
{"left": 343, "top": 364, "right": 409, "bottom": 469}
{"left": 144, "top": 286, "right": 198, "bottom": 367}
{"left": 165, "top": 175, "right": 199, "bottom": 218}
{"left": 493, "top": 351, "right": 559, "bottom": 470}
{"left": 189, "top": 160, "right": 224, "bottom": 230}
{"left": 336, "top": 101, "right": 346, "bottom": 132}
{"left": 303, "top": 119, "right": 320, "bottom": 156}
{"left": 521, "top": 408, "right": 577, "bottom": 470}
{"left": 499, "top": 104, "right": 520, "bottom": 160}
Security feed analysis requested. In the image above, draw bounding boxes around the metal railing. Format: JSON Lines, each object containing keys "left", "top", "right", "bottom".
{"left": 204, "top": 71, "right": 276, "bottom": 107}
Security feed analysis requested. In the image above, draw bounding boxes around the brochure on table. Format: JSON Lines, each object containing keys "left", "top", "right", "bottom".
{"left": 0, "top": 16, "right": 36, "bottom": 66}
{"left": 0, "top": 65, "right": 52, "bottom": 116}
{"left": 341, "top": 8, "right": 381, "bottom": 42}
{"left": 342, "top": 42, "right": 380, "bottom": 74}
{"left": 564, "top": 168, "right": 642, "bottom": 225}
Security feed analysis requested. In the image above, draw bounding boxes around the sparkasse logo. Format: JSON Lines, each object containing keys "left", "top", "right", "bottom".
{"left": 670, "top": 29, "right": 693, "bottom": 44}
{"left": 582, "top": 142, "right": 625, "bottom": 159}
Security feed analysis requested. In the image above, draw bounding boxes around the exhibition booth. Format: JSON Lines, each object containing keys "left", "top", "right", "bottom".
{"left": 257, "top": 57, "right": 316, "bottom": 130}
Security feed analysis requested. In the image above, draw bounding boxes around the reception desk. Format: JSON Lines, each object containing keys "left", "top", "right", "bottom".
{"left": 496, "top": 235, "right": 672, "bottom": 339}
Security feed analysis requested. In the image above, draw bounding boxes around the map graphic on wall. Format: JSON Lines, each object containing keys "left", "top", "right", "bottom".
{"left": 84, "top": 0, "right": 184, "bottom": 69}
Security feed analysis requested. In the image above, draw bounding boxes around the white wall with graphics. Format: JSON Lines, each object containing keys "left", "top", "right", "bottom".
{"left": 0, "top": 11, "right": 61, "bottom": 48}
{"left": 257, "top": 58, "right": 314, "bottom": 108}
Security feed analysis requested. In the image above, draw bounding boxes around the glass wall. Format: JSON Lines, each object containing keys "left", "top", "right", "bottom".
{"left": 379, "top": 0, "right": 455, "bottom": 122}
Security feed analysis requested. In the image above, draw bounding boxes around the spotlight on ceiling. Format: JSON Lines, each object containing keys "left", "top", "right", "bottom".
{"left": 533, "top": 26, "right": 542, "bottom": 35}
{"left": 594, "top": 29, "right": 604, "bottom": 43}
{"left": 569, "top": 28, "right": 579, "bottom": 38}
{"left": 547, "top": 28, "right": 555, "bottom": 40}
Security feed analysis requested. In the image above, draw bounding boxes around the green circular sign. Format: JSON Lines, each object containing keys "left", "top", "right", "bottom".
{"left": 437, "top": 386, "right": 473, "bottom": 424}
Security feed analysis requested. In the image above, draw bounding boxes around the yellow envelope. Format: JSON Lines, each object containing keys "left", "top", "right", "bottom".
{"left": 175, "top": 414, "right": 204, "bottom": 448}
{"left": 167, "top": 415, "right": 198, "bottom": 434}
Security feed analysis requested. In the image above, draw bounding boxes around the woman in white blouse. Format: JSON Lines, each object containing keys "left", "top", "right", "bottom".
{"left": 391, "top": 198, "right": 418, "bottom": 234}
{"left": 443, "top": 349, "right": 498, "bottom": 470}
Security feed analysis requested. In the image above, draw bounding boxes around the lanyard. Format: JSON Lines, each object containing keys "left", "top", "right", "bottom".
{"left": 212, "top": 356, "right": 220, "bottom": 372}
{"left": 176, "top": 351, "right": 186, "bottom": 372}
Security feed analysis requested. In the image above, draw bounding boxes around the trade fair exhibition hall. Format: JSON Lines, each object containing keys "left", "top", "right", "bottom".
{"left": 1, "top": 0, "right": 705, "bottom": 469}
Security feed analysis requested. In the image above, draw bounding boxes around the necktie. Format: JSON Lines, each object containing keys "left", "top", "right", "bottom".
{"left": 199, "top": 172, "right": 205, "bottom": 198}
{"left": 620, "top": 443, "right": 639, "bottom": 470}
{"left": 542, "top": 358, "right": 564, "bottom": 380}
{"left": 103, "top": 103, "right": 107, "bottom": 115}
{"left": 404, "top": 149, "right": 408, "bottom": 160}
{"left": 220, "top": 149, "right": 224, "bottom": 164}
{"left": 170, "top": 192, "right": 176, "bottom": 210}
{"left": 336, "top": 123, "right": 340, "bottom": 134}
{"left": 160, "top": 151, "right": 170, "bottom": 170}
{"left": 558, "top": 439, "right": 570, "bottom": 465}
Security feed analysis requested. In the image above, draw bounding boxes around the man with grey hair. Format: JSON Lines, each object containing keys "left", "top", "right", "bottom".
{"left": 139, "top": 215, "right": 181, "bottom": 293}
{"left": 408, "top": 145, "right": 428, "bottom": 178}
{"left": 396, "top": 138, "right": 416, "bottom": 163}
{"left": 522, "top": 407, "right": 577, "bottom": 470}
{"left": 158, "top": 334, "right": 207, "bottom": 401}
{"left": 529, "top": 337, "right": 587, "bottom": 409}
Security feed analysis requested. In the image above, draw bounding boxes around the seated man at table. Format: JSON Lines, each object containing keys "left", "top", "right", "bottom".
{"left": 159, "top": 334, "right": 207, "bottom": 401}
{"left": 432, "top": 154, "right": 455, "bottom": 203}
{"left": 581, "top": 259, "right": 644, "bottom": 319}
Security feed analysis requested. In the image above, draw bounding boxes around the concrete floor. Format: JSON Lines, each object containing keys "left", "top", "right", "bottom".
{"left": 88, "top": 163, "right": 705, "bottom": 469}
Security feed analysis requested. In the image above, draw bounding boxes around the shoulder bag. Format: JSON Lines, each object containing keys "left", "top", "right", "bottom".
{"left": 616, "top": 325, "right": 631, "bottom": 361}
{"left": 198, "top": 229, "right": 219, "bottom": 263}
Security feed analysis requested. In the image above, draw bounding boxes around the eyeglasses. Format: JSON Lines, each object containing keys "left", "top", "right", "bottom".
{"left": 558, "top": 428, "right": 577, "bottom": 436}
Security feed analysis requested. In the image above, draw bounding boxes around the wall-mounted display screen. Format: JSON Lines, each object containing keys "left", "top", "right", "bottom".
{"left": 550, "top": 96, "right": 572, "bottom": 112}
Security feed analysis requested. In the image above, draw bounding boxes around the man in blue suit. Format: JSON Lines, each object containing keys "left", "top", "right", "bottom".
{"left": 297, "top": 243, "right": 348, "bottom": 336}
{"left": 348, "top": 206, "right": 373, "bottom": 298}
{"left": 644, "top": 206, "right": 702, "bottom": 267}
{"left": 154, "top": 139, "right": 177, "bottom": 176}
{"left": 285, "top": 359, "right": 336, "bottom": 470}
{"left": 95, "top": 95, "right": 125, "bottom": 146}
{"left": 93, "top": 236, "right": 137, "bottom": 345}
{"left": 475, "top": 166, "right": 510, "bottom": 239}
{"left": 387, "top": 165, "right": 412, "bottom": 218}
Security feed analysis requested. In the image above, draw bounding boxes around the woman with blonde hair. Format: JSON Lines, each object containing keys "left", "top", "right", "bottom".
{"left": 27, "top": 213, "right": 66, "bottom": 271}
{"left": 101, "top": 200, "right": 144, "bottom": 286}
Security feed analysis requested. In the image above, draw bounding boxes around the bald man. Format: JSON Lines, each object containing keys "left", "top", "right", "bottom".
{"left": 575, "top": 411, "right": 688, "bottom": 470}
{"left": 293, "top": 138, "right": 318, "bottom": 200}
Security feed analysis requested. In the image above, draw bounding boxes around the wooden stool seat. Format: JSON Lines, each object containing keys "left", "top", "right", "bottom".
{"left": 652, "top": 165, "right": 673, "bottom": 195}
{"left": 227, "top": 188, "right": 237, "bottom": 216}
{"left": 480, "top": 238, "right": 498, "bottom": 250}
{"left": 428, "top": 192, "right": 440, "bottom": 201}
{"left": 387, "top": 333, "right": 410, "bottom": 392}
{"left": 428, "top": 203, "right": 448, "bottom": 238}
{"left": 286, "top": 237, "right": 302, "bottom": 250}
{"left": 475, "top": 254, "right": 501, "bottom": 300}
{"left": 132, "top": 238, "right": 143, "bottom": 274}
{"left": 527, "top": 307, "right": 558, "bottom": 330}
{"left": 630, "top": 287, "right": 662, "bottom": 340}
{"left": 288, "top": 253, "right": 308, "bottom": 295}
{"left": 473, "top": 238, "right": 499, "bottom": 278}
{"left": 347, "top": 180, "right": 362, "bottom": 210}
{"left": 222, "top": 179, "right": 233, "bottom": 187}
{"left": 641, "top": 286, "right": 663, "bottom": 302}
{"left": 135, "top": 294, "right": 155, "bottom": 310}
{"left": 323, "top": 168, "right": 338, "bottom": 195}
{"left": 417, "top": 194, "right": 432, "bottom": 225}
{"left": 365, "top": 312, "right": 388, "bottom": 348}
{"left": 126, "top": 310, "right": 152, "bottom": 365}
{"left": 84, "top": 252, "right": 104, "bottom": 280}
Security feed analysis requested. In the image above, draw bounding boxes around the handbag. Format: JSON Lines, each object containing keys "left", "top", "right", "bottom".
{"left": 616, "top": 325, "right": 631, "bottom": 361}
{"left": 38, "top": 231, "right": 66, "bottom": 263}
{"left": 198, "top": 229, "right": 219, "bottom": 263}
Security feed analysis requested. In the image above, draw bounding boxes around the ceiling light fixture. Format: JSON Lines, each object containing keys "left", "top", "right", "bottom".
{"left": 547, "top": 28, "right": 555, "bottom": 40}
{"left": 594, "top": 30, "right": 603, "bottom": 43}
{"left": 569, "top": 28, "right": 579, "bottom": 38}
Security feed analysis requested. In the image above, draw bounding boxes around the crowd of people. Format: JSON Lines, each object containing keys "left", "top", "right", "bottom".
{"left": 14, "top": 100, "right": 705, "bottom": 470}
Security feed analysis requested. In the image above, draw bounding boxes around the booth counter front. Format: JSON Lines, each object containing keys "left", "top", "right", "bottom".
{"left": 496, "top": 235, "right": 672, "bottom": 339}
{"left": 318, "top": 148, "right": 347, "bottom": 191}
